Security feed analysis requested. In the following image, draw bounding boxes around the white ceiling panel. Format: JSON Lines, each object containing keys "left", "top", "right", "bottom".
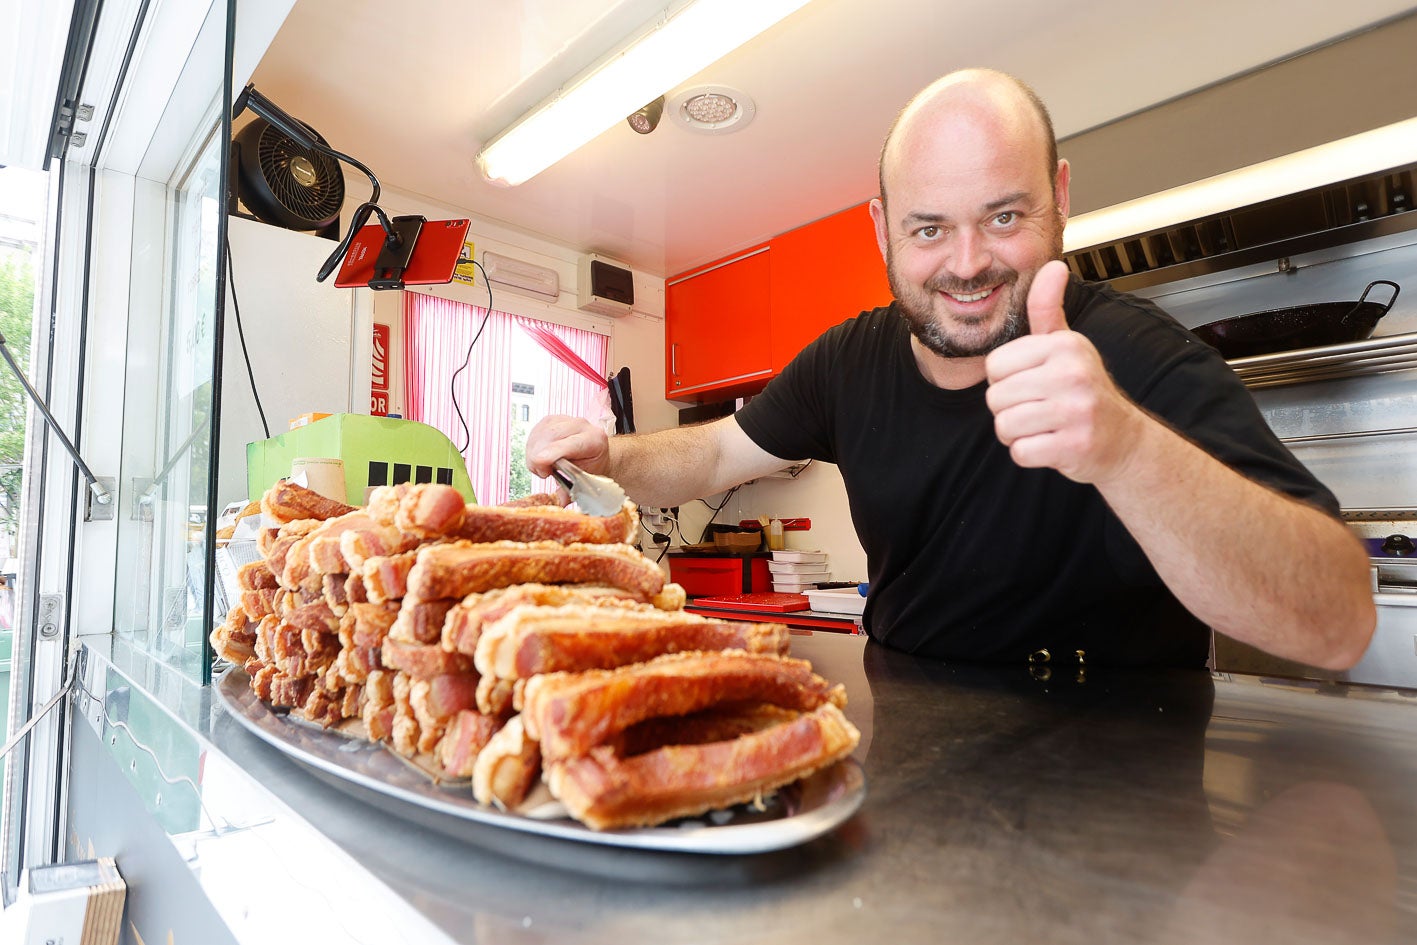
{"left": 248, "top": 0, "right": 1417, "bottom": 276}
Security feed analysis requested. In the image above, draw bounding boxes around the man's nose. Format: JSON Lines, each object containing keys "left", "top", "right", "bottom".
{"left": 947, "top": 229, "right": 991, "bottom": 281}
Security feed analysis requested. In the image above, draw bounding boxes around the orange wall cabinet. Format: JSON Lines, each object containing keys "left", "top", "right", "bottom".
{"left": 768, "top": 203, "right": 891, "bottom": 373}
{"left": 664, "top": 203, "right": 892, "bottom": 403}
{"left": 665, "top": 245, "right": 773, "bottom": 402}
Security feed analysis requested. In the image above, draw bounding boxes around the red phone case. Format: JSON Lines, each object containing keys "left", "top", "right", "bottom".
{"left": 334, "top": 218, "right": 471, "bottom": 287}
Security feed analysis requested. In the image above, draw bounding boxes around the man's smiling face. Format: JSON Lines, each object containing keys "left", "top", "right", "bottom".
{"left": 872, "top": 77, "right": 1068, "bottom": 360}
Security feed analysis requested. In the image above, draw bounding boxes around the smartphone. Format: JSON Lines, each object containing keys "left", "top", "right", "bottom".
{"left": 334, "top": 217, "right": 471, "bottom": 288}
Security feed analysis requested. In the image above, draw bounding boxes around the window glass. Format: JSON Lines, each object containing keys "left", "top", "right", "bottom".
{"left": 114, "top": 126, "right": 224, "bottom": 681}
{"left": 0, "top": 164, "right": 50, "bottom": 802}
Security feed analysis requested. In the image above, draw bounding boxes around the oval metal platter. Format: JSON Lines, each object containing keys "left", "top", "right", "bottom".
{"left": 214, "top": 668, "right": 865, "bottom": 855}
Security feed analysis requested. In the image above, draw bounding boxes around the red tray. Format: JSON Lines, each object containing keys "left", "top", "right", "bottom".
{"left": 689, "top": 592, "right": 810, "bottom": 612}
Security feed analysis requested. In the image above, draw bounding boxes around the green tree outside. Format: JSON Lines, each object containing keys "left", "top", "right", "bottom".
{"left": 507, "top": 418, "right": 531, "bottom": 500}
{"left": 0, "top": 254, "right": 34, "bottom": 554}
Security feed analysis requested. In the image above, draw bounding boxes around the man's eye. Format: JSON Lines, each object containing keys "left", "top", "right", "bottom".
{"left": 992, "top": 211, "right": 1018, "bottom": 226}
{"left": 916, "top": 225, "right": 940, "bottom": 239}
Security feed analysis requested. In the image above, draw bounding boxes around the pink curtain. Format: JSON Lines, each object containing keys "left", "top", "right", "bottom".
{"left": 515, "top": 316, "right": 610, "bottom": 494}
{"left": 403, "top": 293, "right": 515, "bottom": 504}
{"left": 403, "top": 293, "right": 609, "bottom": 504}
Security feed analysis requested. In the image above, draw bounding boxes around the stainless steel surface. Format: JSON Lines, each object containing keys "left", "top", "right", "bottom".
{"left": 1280, "top": 425, "right": 1417, "bottom": 445}
{"left": 1225, "top": 330, "right": 1417, "bottom": 388}
{"left": 551, "top": 459, "right": 628, "bottom": 518}
{"left": 67, "top": 633, "right": 1417, "bottom": 944}
{"left": 213, "top": 668, "right": 866, "bottom": 855}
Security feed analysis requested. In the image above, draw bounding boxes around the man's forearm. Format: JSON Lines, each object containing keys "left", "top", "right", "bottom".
{"left": 605, "top": 427, "right": 721, "bottom": 508}
{"left": 1096, "top": 415, "right": 1375, "bottom": 669}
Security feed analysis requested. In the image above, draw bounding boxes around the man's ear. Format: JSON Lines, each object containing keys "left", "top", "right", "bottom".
{"left": 1054, "top": 159, "right": 1071, "bottom": 222}
{"left": 868, "top": 197, "right": 889, "bottom": 264}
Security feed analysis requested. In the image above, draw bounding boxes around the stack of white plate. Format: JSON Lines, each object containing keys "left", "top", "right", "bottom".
{"left": 769, "top": 550, "right": 830, "bottom": 593}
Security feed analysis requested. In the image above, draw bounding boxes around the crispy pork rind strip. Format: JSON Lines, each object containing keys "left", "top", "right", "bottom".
{"left": 545, "top": 702, "right": 859, "bottom": 831}
{"left": 453, "top": 500, "right": 638, "bottom": 546}
{"left": 322, "top": 574, "right": 350, "bottom": 617}
{"left": 237, "top": 560, "right": 278, "bottom": 591}
{"left": 409, "top": 675, "right": 483, "bottom": 754}
{"left": 331, "top": 602, "right": 398, "bottom": 684}
{"left": 607, "top": 702, "right": 801, "bottom": 757}
{"left": 305, "top": 511, "right": 380, "bottom": 574}
{"left": 360, "top": 550, "right": 420, "bottom": 603}
{"left": 364, "top": 484, "right": 411, "bottom": 526}
{"left": 472, "top": 715, "right": 541, "bottom": 808}
{"left": 388, "top": 598, "right": 456, "bottom": 645}
{"left": 438, "top": 709, "right": 504, "bottom": 779}
{"left": 441, "top": 583, "right": 644, "bottom": 655}
{"left": 210, "top": 606, "right": 257, "bottom": 665}
{"left": 407, "top": 541, "right": 665, "bottom": 602}
{"left": 521, "top": 651, "right": 845, "bottom": 761}
{"left": 392, "top": 672, "right": 420, "bottom": 756}
{"left": 260, "top": 478, "right": 356, "bottom": 524}
{"left": 263, "top": 522, "right": 318, "bottom": 586}
{"left": 381, "top": 638, "right": 474, "bottom": 679}
{"left": 394, "top": 484, "right": 467, "bottom": 538}
{"left": 474, "top": 605, "right": 790, "bottom": 679}
{"left": 362, "top": 670, "right": 396, "bottom": 741}
{"left": 475, "top": 674, "right": 520, "bottom": 717}
{"left": 339, "top": 522, "right": 421, "bottom": 573}
{"left": 241, "top": 588, "right": 278, "bottom": 618}
{"left": 393, "top": 483, "right": 637, "bottom": 545}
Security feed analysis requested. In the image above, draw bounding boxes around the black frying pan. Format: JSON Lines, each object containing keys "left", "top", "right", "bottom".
{"left": 1191, "top": 280, "right": 1401, "bottom": 359}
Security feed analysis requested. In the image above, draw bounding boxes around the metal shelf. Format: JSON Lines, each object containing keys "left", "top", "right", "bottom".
{"left": 1227, "top": 330, "right": 1417, "bottom": 389}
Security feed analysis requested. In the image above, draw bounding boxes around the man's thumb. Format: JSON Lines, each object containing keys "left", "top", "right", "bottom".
{"left": 1027, "top": 260, "right": 1071, "bottom": 335}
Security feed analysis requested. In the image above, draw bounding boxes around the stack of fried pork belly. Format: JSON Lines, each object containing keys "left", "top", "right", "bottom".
{"left": 213, "top": 478, "right": 859, "bottom": 830}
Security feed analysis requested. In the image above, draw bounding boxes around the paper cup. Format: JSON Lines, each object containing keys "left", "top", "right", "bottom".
{"left": 291, "top": 457, "right": 346, "bottom": 503}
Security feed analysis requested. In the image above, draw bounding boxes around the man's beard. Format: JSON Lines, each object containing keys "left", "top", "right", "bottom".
{"left": 887, "top": 216, "right": 1065, "bottom": 359}
{"left": 890, "top": 263, "right": 1030, "bottom": 358}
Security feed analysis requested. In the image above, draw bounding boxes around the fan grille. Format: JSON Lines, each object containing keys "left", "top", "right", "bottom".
{"left": 256, "top": 125, "right": 344, "bottom": 223}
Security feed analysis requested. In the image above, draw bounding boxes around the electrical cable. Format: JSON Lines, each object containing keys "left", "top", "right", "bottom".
{"left": 696, "top": 485, "right": 740, "bottom": 544}
{"left": 225, "top": 236, "right": 269, "bottom": 439}
{"left": 450, "top": 259, "right": 493, "bottom": 453}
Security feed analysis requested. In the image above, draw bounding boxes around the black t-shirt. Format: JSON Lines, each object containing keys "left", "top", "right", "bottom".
{"left": 735, "top": 277, "right": 1340, "bottom": 667}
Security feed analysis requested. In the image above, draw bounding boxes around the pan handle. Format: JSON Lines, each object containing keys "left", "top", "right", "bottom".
{"left": 1339, "top": 280, "right": 1400, "bottom": 326}
{"left": 1357, "top": 280, "right": 1401, "bottom": 318}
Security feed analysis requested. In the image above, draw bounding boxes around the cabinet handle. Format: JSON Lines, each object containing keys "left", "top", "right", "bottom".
{"left": 671, "top": 343, "right": 679, "bottom": 376}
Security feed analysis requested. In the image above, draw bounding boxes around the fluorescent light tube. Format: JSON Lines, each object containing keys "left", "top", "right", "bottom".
{"left": 476, "top": 0, "right": 813, "bottom": 186}
{"left": 1064, "top": 117, "right": 1417, "bottom": 252}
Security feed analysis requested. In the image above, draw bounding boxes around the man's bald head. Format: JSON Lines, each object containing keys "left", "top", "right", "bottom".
{"left": 877, "top": 69, "right": 1058, "bottom": 209}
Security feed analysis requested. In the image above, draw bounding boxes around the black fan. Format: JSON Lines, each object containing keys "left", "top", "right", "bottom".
{"left": 232, "top": 116, "right": 344, "bottom": 234}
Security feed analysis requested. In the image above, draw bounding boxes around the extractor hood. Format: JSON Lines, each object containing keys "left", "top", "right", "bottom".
{"left": 1063, "top": 119, "right": 1417, "bottom": 292}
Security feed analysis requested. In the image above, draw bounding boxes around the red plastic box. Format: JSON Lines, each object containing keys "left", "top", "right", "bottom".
{"left": 667, "top": 552, "right": 770, "bottom": 596}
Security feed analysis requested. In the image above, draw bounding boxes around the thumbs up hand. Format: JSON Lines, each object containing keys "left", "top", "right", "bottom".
{"left": 983, "top": 260, "right": 1145, "bottom": 485}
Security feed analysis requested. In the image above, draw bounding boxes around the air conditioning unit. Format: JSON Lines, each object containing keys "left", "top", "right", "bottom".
{"left": 482, "top": 251, "right": 560, "bottom": 302}
{"left": 578, "top": 254, "right": 634, "bottom": 317}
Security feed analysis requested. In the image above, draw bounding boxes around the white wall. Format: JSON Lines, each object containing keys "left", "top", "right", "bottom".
{"left": 218, "top": 214, "right": 369, "bottom": 508}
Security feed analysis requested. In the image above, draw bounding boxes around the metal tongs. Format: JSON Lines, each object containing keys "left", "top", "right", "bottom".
{"left": 551, "top": 459, "right": 627, "bottom": 517}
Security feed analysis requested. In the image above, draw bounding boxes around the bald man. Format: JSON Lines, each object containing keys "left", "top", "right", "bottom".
{"left": 528, "top": 69, "right": 1374, "bottom": 670}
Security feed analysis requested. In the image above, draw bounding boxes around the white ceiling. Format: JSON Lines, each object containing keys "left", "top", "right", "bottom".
{"left": 248, "top": 0, "right": 1417, "bottom": 277}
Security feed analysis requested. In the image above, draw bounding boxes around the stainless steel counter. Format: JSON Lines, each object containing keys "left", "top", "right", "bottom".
{"left": 70, "top": 631, "right": 1417, "bottom": 944}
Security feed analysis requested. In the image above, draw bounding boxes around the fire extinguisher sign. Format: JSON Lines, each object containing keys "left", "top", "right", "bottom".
{"left": 371, "top": 322, "right": 390, "bottom": 416}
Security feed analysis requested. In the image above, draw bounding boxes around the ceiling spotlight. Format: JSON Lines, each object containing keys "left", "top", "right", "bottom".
{"left": 669, "top": 86, "right": 757, "bottom": 135}
{"left": 627, "top": 96, "right": 665, "bottom": 135}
